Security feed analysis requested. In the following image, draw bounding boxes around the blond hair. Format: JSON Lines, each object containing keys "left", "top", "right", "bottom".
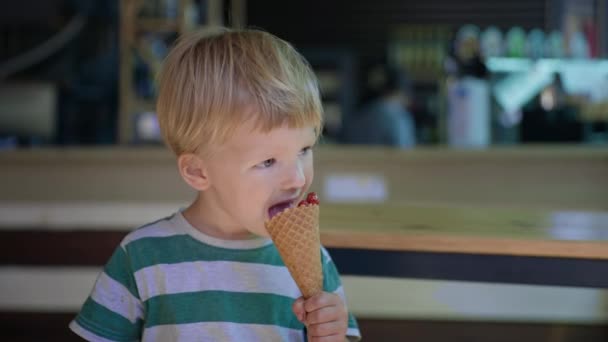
{"left": 157, "top": 27, "right": 323, "bottom": 156}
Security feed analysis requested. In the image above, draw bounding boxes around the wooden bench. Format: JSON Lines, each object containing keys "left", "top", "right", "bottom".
{"left": 1, "top": 145, "right": 607, "bottom": 285}
{"left": 1, "top": 146, "right": 607, "bottom": 341}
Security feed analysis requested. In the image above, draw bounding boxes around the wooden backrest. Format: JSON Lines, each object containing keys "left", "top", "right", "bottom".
{"left": 1, "top": 146, "right": 607, "bottom": 211}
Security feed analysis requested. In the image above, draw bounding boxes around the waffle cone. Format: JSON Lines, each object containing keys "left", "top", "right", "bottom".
{"left": 265, "top": 204, "right": 323, "bottom": 298}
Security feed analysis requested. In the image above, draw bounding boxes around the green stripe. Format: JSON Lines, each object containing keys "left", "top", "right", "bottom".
{"left": 105, "top": 247, "right": 140, "bottom": 299}
{"left": 323, "top": 260, "right": 341, "bottom": 293}
{"left": 145, "top": 291, "right": 304, "bottom": 330}
{"left": 348, "top": 313, "right": 359, "bottom": 330}
{"left": 126, "top": 235, "right": 284, "bottom": 272}
{"left": 76, "top": 297, "right": 142, "bottom": 341}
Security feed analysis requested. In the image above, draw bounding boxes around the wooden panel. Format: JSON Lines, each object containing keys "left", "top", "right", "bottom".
{"left": 319, "top": 204, "right": 608, "bottom": 259}
{"left": 1, "top": 146, "right": 606, "bottom": 210}
{"left": 330, "top": 248, "right": 608, "bottom": 288}
{"left": 0, "top": 312, "right": 605, "bottom": 342}
{"left": 357, "top": 318, "right": 608, "bottom": 342}
{"left": 0, "top": 230, "right": 124, "bottom": 266}
{"left": 313, "top": 146, "right": 608, "bottom": 211}
{"left": 0, "top": 312, "right": 82, "bottom": 342}
{"left": 2, "top": 200, "right": 607, "bottom": 266}
{"left": 0, "top": 147, "right": 192, "bottom": 202}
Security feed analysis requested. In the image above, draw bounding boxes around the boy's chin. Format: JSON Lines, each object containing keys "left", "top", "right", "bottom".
{"left": 248, "top": 224, "right": 271, "bottom": 238}
{"left": 255, "top": 229, "right": 271, "bottom": 238}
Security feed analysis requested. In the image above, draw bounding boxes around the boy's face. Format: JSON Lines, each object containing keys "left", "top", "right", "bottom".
{"left": 202, "top": 121, "right": 316, "bottom": 238}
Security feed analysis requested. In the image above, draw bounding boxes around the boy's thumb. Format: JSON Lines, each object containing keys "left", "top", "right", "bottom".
{"left": 292, "top": 297, "right": 306, "bottom": 323}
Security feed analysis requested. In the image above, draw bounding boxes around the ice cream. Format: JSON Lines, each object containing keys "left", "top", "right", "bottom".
{"left": 265, "top": 192, "right": 323, "bottom": 298}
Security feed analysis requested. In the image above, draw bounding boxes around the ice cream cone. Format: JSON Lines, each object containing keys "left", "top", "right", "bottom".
{"left": 265, "top": 203, "right": 323, "bottom": 298}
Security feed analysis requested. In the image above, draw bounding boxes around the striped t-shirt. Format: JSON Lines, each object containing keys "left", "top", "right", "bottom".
{"left": 70, "top": 211, "right": 361, "bottom": 341}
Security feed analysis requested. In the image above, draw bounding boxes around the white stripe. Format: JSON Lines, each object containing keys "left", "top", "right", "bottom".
{"left": 134, "top": 261, "right": 300, "bottom": 301}
{"left": 0, "top": 201, "right": 186, "bottom": 230}
{"left": 69, "top": 321, "right": 124, "bottom": 342}
{"left": 142, "top": 321, "right": 304, "bottom": 342}
{"left": 2, "top": 267, "right": 607, "bottom": 323}
{"left": 120, "top": 217, "right": 183, "bottom": 247}
{"left": 321, "top": 247, "right": 332, "bottom": 264}
{"left": 174, "top": 212, "right": 272, "bottom": 249}
{"left": 90, "top": 272, "right": 143, "bottom": 324}
{"left": 347, "top": 328, "right": 362, "bottom": 341}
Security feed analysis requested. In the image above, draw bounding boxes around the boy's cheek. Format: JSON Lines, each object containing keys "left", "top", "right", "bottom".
{"left": 254, "top": 213, "right": 271, "bottom": 237}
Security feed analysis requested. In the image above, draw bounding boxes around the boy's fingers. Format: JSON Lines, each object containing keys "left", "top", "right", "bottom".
{"left": 308, "top": 335, "right": 344, "bottom": 342}
{"left": 304, "top": 292, "right": 340, "bottom": 312}
{"left": 293, "top": 297, "right": 305, "bottom": 312}
{"left": 306, "top": 306, "right": 347, "bottom": 324}
{"left": 307, "top": 320, "right": 346, "bottom": 339}
{"left": 292, "top": 297, "right": 306, "bottom": 322}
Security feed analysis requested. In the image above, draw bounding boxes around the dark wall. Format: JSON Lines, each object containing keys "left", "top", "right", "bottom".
{"left": 247, "top": 0, "right": 548, "bottom": 60}
{"left": 0, "top": 0, "right": 63, "bottom": 24}
{"left": 247, "top": 0, "right": 550, "bottom": 143}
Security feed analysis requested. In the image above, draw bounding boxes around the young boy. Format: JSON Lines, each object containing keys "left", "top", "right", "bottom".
{"left": 69, "top": 28, "right": 361, "bottom": 341}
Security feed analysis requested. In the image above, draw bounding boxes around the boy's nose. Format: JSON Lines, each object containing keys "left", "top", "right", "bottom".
{"left": 282, "top": 160, "right": 306, "bottom": 189}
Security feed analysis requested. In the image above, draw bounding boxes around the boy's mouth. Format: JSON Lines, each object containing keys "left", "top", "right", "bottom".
{"left": 267, "top": 200, "right": 296, "bottom": 220}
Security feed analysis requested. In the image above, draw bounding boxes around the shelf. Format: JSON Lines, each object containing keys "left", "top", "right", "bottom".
{"left": 316, "top": 70, "right": 341, "bottom": 98}
{"left": 119, "top": 0, "right": 227, "bottom": 144}
{"left": 581, "top": 102, "right": 608, "bottom": 122}
{"left": 489, "top": 57, "right": 608, "bottom": 114}
{"left": 486, "top": 57, "right": 608, "bottom": 74}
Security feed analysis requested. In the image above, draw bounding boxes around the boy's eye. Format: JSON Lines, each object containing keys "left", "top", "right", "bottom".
{"left": 256, "top": 158, "right": 276, "bottom": 169}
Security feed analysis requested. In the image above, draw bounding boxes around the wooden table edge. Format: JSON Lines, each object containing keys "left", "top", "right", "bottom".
{"left": 321, "top": 231, "right": 608, "bottom": 260}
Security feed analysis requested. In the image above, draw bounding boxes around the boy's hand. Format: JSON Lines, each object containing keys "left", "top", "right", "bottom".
{"left": 292, "top": 292, "right": 348, "bottom": 341}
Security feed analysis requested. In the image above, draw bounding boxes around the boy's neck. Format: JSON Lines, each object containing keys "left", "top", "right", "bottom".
{"left": 183, "top": 194, "right": 257, "bottom": 241}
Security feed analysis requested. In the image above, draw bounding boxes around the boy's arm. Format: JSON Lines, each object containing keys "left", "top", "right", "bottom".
{"left": 321, "top": 247, "right": 361, "bottom": 341}
{"left": 70, "top": 245, "right": 144, "bottom": 341}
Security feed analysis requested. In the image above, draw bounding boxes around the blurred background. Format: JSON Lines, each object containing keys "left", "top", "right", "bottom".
{"left": 1, "top": 0, "right": 608, "bottom": 341}
{"left": 0, "top": 0, "right": 607, "bottom": 147}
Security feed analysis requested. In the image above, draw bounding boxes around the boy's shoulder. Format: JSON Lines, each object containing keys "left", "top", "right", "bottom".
{"left": 120, "top": 212, "right": 183, "bottom": 249}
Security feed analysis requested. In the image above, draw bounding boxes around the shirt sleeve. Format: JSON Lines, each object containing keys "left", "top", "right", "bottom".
{"left": 321, "top": 247, "right": 362, "bottom": 341}
{"left": 69, "top": 245, "right": 144, "bottom": 341}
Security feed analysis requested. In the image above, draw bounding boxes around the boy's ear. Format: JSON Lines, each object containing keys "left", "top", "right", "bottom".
{"left": 177, "top": 153, "right": 210, "bottom": 191}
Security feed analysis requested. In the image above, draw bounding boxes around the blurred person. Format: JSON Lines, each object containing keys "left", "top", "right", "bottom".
{"left": 521, "top": 73, "right": 582, "bottom": 142}
{"left": 340, "top": 64, "right": 416, "bottom": 148}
